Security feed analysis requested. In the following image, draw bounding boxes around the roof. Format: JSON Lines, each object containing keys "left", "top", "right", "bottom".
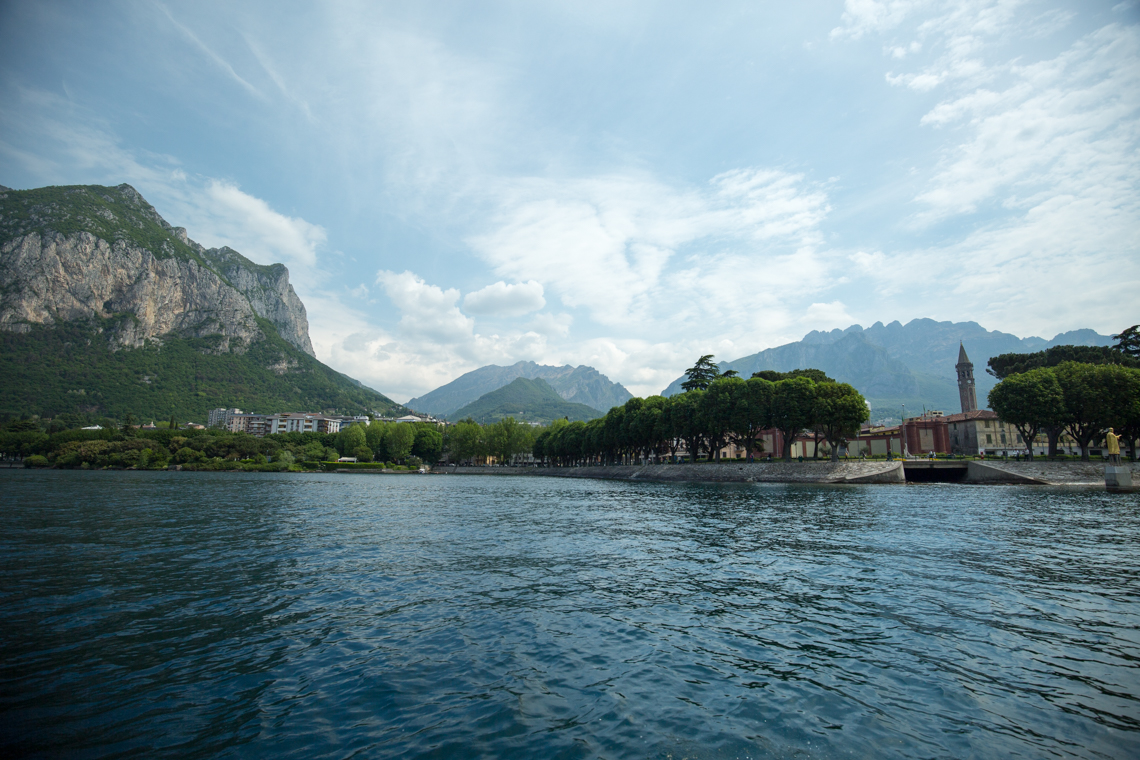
{"left": 941, "top": 409, "right": 997, "bottom": 422}
{"left": 957, "top": 342, "right": 971, "bottom": 365}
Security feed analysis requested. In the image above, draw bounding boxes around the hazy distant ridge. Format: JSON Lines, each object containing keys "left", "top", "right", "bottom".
{"left": 662, "top": 319, "right": 1114, "bottom": 415}
{"left": 408, "top": 361, "right": 632, "bottom": 418}
{"left": 449, "top": 377, "right": 603, "bottom": 424}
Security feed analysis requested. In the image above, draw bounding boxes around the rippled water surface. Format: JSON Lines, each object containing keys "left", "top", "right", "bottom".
{"left": 2, "top": 470, "right": 1139, "bottom": 759}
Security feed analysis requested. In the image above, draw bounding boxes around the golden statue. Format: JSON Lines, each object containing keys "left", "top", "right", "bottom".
{"left": 1106, "top": 428, "right": 1122, "bottom": 465}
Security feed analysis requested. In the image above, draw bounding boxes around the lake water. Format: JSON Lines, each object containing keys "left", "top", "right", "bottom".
{"left": 2, "top": 470, "right": 1139, "bottom": 759}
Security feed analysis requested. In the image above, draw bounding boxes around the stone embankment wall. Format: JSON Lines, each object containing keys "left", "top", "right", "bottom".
{"left": 440, "top": 461, "right": 904, "bottom": 484}
{"left": 970, "top": 461, "right": 1140, "bottom": 486}
{"left": 439, "top": 461, "right": 1140, "bottom": 486}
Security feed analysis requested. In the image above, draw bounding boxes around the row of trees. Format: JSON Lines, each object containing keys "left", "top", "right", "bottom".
{"left": 337, "top": 420, "right": 443, "bottom": 465}
{"left": 444, "top": 417, "right": 541, "bottom": 465}
{"left": 337, "top": 417, "right": 545, "bottom": 467}
{"left": 988, "top": 361, "right": 1140, "bottom": 460}
{"left": 532, "top": 357, "right": 869, "bottom": 465}
{"left": 987, "top": 327, "right": 1140, "bottom": 460}
{"left": 1, "top": 425, "right": 339, "bottom": 469}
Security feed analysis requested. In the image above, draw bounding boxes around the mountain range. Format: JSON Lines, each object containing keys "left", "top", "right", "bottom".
{"left": 449, "top": 377, "right": 603, "bottom": 424}
{"left": 0, "top": 183, "right": 404, "bottom": 420}
{"left": 661, "top": 319, "right": 1115, "bottom": 417}
{"left": 408, "top": 361, "right": 631, "bottom": 419}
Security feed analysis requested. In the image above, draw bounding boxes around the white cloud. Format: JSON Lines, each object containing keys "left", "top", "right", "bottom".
{"left": 182, "top": 180, "right": 326, "bottom": 270}
{"left": 463, "top": 280, "right": 546, "bottom": 316}
{"left": 469, "top": 168, "right": 831, "bottom": 329}
{"left": 154, "top": 2, "right": 266, "bottom": 100}
{"left": 376, "top": 270, "right": 474, "bottom": 344}
{"left": 914, "top": 24, "right": 1140, "bottom": 222}
{"left": 806, "top": 301, "right": 857, "bottom": 328}
{"left": 831, "top": 0, "right": 927, "bottom": 40}
{"left": 530, "top": 311, "right": 573, "bottom": 337}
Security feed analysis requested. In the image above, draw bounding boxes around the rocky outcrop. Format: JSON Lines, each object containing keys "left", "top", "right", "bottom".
{"left": 0, "top": 183, "right": 315, "bottom": 356}
{"left": 0, "top": 231, "right": 261, "bottom": 350}
{"left": 197, "top": 245, "right": 314, "bottom": 356}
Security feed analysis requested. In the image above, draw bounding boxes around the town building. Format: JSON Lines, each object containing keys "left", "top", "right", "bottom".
{"left": 225, "top": 414, "right": 269, "bottom": 437}
{"left": 263, "top": 413, "right": 343, "bottom": 435}
{"left": 852, "top": 425, "right": 904, "bottom": 457}
{"left": 209, "top": 408, "right": 245, "bottom": 429}
{"left": 944, "top": 409, "right": 1045, "bottom": 456}
{"left": 903, "top": 412, "right": 950, "bottom": 455}
{"left": 332, "top": 415, "right": 372, "bottom": 427}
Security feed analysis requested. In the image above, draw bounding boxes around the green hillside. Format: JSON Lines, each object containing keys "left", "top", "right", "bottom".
{"left": 0, "top": 315, "right": 403, "bottom": 422}
{"left": 450, "top": 377, "right": 603, "bottom": 424}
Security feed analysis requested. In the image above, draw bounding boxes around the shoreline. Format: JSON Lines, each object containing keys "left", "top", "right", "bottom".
{"left": 437, "top": 460, "right": 1140, "bottom": 487}
{"left": 8, "top": 461, "right": 1137, "bottom": 487}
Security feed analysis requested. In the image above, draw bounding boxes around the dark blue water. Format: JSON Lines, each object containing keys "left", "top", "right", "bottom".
{"left": 2, "top": 471, "right": 1139, "bottom": 759}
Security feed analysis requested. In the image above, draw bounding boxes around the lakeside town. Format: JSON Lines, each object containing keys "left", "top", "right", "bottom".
{"left": 4, "top": 339, "right": 1136, "bottom": 479}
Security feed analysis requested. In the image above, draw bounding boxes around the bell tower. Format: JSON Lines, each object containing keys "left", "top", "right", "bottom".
{"left": 956, "top": 342, "right": 977, "bottom": 413}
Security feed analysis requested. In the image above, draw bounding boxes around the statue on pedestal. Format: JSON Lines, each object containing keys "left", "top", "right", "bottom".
{"left": 1106, "top": 428, "right": 1121, "bottom": 466}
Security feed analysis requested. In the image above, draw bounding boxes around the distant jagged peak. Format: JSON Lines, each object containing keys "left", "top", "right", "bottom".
{"left": 407, "top": 358, "right": 632, "bottom": 418}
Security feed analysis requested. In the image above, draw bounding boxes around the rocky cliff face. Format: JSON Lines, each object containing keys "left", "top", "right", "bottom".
{"left": 0, "top": 183, "right": 314, "bottom": 356}
{"left": 0, "top": 230, "right": 261, "bottom": 350}
{"left": 194, "top": 240, "right": 314, "bottom": 356}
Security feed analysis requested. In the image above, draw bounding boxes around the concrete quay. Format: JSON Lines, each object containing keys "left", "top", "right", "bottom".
{"left": 439, "top": 460, "right": 1140, "bottom": 487}
{"left": 442, "top": 461, "right": 903, "bottom": 484}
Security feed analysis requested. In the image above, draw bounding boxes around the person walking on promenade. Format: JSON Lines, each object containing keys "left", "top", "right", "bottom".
{"left": 1106, "top": 428, "right": 1122, "bottom": 465}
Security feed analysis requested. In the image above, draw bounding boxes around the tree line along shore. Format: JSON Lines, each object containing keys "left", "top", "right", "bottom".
{"left": 3, "top": 331, "right": 1138, "bottom": 470}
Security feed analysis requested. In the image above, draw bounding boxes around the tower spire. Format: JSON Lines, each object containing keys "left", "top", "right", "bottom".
{"left": 956, "top": 342, "right": 977, "bottom": 413}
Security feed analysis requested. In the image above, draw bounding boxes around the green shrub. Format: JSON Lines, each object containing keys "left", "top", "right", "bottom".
{"left": 24, "top": 455, "right": 49, "bottom": 468}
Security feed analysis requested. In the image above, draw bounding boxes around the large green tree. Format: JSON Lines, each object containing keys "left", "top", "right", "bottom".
{"left": 446, "top": 419, "right": 485, "bottom": 463}
{"left": 987, "top": 368, "right": 1064, "bottom": 460}
{"left": 727, "top": 376, "right": 774, "bottom": 462}
{"left": 680, "top": 355, "right": 737, "bottom": 392}
{"left": 1053, "top": 362, "right": 1139, "bottom": 460}
{"left": 665, "top": 390, "right": 705, "bottom": 462}
{"left": 987, "top": 345, "right": 1137, "bottom": 379}
{"left": 385, "top": 423, "right": 416, "bottom": 463}
{"left": 701, "top": 377, "right": 741, "bottom": 461}
{"left": 1113, "top": 325, "right": 1140, "bottom": 358}
{"left": 412, "top": 425, "right": 444, "bottom": 464}
{"left": 770, "top": 377, "right": 817, "bottom": 461}
{"left": 813, "top": 382, "right": 869, "bottom": 461}
{"left": 751, "top": 369, "right": 835, "bottom": 383}
{"left": 338, "top": 423, "right": 366, "bottom": 456}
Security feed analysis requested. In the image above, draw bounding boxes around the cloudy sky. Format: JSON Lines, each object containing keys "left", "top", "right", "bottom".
{"left": 1, "top": 1, "right": 1137, "bottom": 401}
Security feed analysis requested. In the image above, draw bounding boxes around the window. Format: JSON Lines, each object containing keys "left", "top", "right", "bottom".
{"left": 986, "top": 434, "right": 992, "bottom": 444}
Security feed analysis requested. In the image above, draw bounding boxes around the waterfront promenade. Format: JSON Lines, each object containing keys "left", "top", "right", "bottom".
{"left": 439, "top": 460, "right": 1140, "bottom": 486}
